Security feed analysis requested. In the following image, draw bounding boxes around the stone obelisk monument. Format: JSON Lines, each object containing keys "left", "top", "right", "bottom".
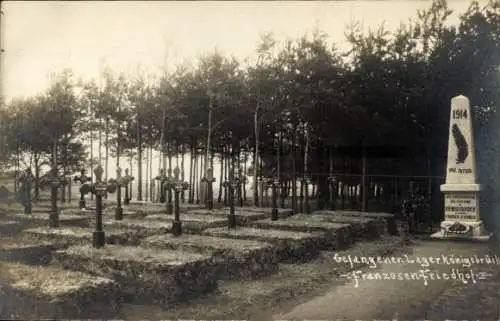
{"left": 431, "top": 95, "right": 490, "bottom": 240}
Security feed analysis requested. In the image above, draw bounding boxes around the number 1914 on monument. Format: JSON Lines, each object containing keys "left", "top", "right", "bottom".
{"left": 453, "top": 109, "right": 468, "bottom": 120}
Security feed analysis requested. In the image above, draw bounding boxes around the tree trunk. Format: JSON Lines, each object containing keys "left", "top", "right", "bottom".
{"left": 129, "top": 154, "right": 133, "bottom": 201}
{"left": 324, "top": 146, "right": 331, "bottom": 209}
{"left": 253, "top": 107, "right": 260, "bottom": 206}
{"left": 90, "top": 129, "right": 94, "bottom": 200}
{"left": 149, "top": 147, "right": 153, "bottom": 202}
{"left": 291, "top": 130, "right": 297, "bottom": 213}
{"left": 218, "top": 151, "right": 224, "bottom": 203}
{"left": 299, "top": 179, "right": 304, "bottom": 213}
{"left": 33, "top": 153, "right": 40, "bottom": 201}
{"left": 198, "top": 151, "right": 204, "bottom": 204}
{"left": 167, "top": 145, "right": 172, "bottom": 171}
{"left": 304, "top": 125, "right": 310, "bottom": 213}
{"left": 243, "top": 152, "right": 247, "bottom": 201}
{"left": 341, "top": 155, "right": 346, "bottom": 209}
{"left": 361, "top": 145, "right": 367, "bottom": 212}
{"left": 224, "top": 147, "right": 229, "bottom": 205}
{"left": 189, "top": 147, "right": 195, "bottom": 203}
{"left": 137, "top": 143, "right": 143, "bottom": 201}
{"left": 145, "top": 144, "right": 149, "bottom": 202}
{"left": 317, "top": 161, "right": 329, "bottom": 211}
{"left": 155, "top": 149, "right": 160, "bottom": 202}
{"left": 150, "top": 145, "right": 154, "bottom": 201}
{"left": 175, "top": 148, "right": 179, "bottom": 168}
{"left": 105, "top": 118, "right": 109, "bottom": 183}
{"left": 181, "top": 149, "right": 185, "bottom": 202}
{"left": 193, "top": 150, "right": 199, "bottom": 204}
{"left": 61, "top": 138, "right": 68, "bottom": 203}
{"left": 158, "top": 147, "right": 162, "bottom": 178}
{"left": 98, "top": 121, "right": 102, "bottom": 167}
{"left": 278, "top": 132, "right": 285, "bottom": 208}
{"left": 237, "top": 149, "right": 242, "bottom": 205}
{"left": 259, "top": 152, "right": 265, "bottom": 206}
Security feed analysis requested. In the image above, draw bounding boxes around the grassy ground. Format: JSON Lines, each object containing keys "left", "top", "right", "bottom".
{"left": 119, "top": 235, "right": 409, "bottom": 320}
{"left": 0, "top": 198, "right": 409, "bottom": 320}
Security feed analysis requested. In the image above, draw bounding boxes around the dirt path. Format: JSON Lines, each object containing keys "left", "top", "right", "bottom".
{"left": 268, "top": 239, "right": 493, "bottom": 320}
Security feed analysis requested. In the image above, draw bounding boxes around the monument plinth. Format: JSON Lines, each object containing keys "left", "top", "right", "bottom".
{"left": 431, "top": 95, "right": 490, "bottom": 241}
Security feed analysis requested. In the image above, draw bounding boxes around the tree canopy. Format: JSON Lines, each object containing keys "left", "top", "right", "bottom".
{"left": 1, "top": 0, "right": 498, "bottom": 207}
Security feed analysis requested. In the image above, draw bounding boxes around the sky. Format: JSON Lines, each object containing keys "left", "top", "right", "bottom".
{"left": 1, "top": 0, "right": 482, "bottom": 103}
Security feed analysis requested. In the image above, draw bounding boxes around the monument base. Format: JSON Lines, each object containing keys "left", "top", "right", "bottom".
{"left": 430, "top": 220, "right": 491, "bottom": 242}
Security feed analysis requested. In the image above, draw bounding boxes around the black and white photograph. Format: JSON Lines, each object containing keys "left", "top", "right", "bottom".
{"left": 0, "top": 0, "right": 499, "bottom": 319}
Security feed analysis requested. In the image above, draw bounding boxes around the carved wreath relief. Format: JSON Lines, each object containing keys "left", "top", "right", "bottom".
{"left": 451, "top": 124, "right": 469, "bottom": 164}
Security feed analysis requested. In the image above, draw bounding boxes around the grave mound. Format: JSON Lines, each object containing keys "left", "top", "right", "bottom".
{"left": 143, "top": 234, "right": 278, "bottom": 279}
{"left": 143, "top": 214, "right": 228, "bottom": 232}
{"left": 53, "top": 244, "right": 217, "bottom": 304}
{"left": 0, "top": 237, "right": 55, "bottom": 265}
{"left": 23, "top": 226, "right": 138, "bottom": 247}
{"left": 103, "top": 208, "right": 147, "bottom": 219}
{"left": 8, "top": 213, "right": 90, "bottom": 228}
{"left": 120, "top": 203, "right": 198, "bottom": 214}
{"left": 231, "top": 206, "right": 295, "bottom": 218}
{"left": 31, "top": 205, "right": 78, "bottom": 213}
{"left": 251, "top": 218, "right": 352, "bottom": 249}
{"left": 59, "top": 208, "right": 92, "bottom": 215}
{"left": 0, "top": 220, "right": 23, "bottom": 235}
{"left": 291, "top": 213, "right": 382, "bottom": 240}
{"left": 188, "top": 209, "right": 268, "bottom": 224}
{"left": 203, "top": 227, "right": 325, "bottom": 262}
{"left": 104, "top": 219, "right": 172, "bottom": 237}
{"left": 0, "top": 261, "right": 119, "bottom": 319}
{"left": 315, "top": 210, "right": 397, "bottom": 235}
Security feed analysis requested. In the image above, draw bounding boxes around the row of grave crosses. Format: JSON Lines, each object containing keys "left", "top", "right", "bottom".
{"left": 18, "top": 165, "right": 336, "bottom": 219}
{"left": 202, "top": 167, "right": 216, "bottom": 210}
{"left": 17, "top": 169, "right": 34, "bottom": 214}
{"left": 256, "top": 174, "right": 316, "bottom": 215}
{"left": 17, "top": 168, "right": 81, "bottom": 215}
{"left": 154, "top": 166, "right": 247, "bottom": 212}
{"left": 18, "top": 163, "right": 258, "bottom": 248}
{"left": 153, "top": 167, "right": 190, "bottom": 235}
{"left": 74, "top": 167, "right": 134, "bottom": 209}
{"left": 18, "top": 164, "right": 131, "bottom": 248}
{"left": 86, "top": 165, "right": 117, "bottom": 247}
{"left": 155, "top": 168, "right": 174, "bottom": 214}
{"left": 206, "top": 166, "right": 247, "bottom": 209}
{"left": 223, "top": 167, "right": 240, "bottom": 228}
{"left": 17, "top": 166, "right": 342, "bottom": 249}
{"left": 169, "top": 167, "right": 190, "bottom": 236}
{"left": 72, "top": 165, "right": 184, "bottom": 247}
{"left": 16, "top": 167, "right": 68, "bottom": 218}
